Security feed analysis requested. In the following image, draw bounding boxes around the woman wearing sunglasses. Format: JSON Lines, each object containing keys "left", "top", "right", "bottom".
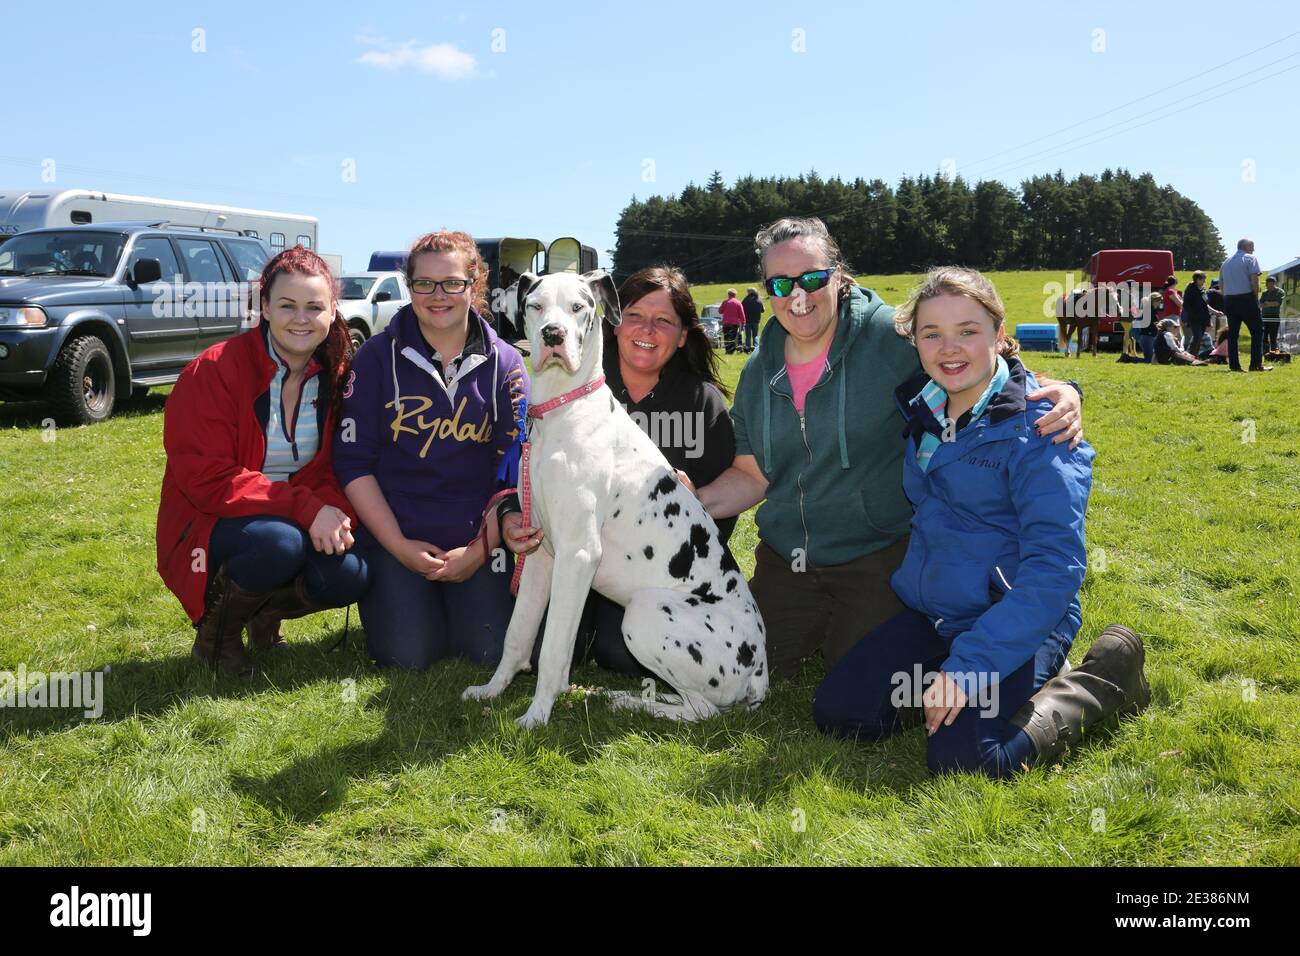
{"left": 333, "top": 230, "right": 528, "bottom": 669}
{"left": 686, "top": 217, "right": 1084, "bottom": 678}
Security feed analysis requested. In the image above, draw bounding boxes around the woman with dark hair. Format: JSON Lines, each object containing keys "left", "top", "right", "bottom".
{"left": 334, "top": 230, "right": 528, "bottom": 670}
{"left": 505, "top": 265, "right": 736, "bottom": 677}
{"left": 156, "top": 246, "right": 368, "bottom": 678}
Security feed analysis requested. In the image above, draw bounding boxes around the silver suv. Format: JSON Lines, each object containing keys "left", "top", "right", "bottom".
{"left": 0, "top": 221, "right": 271, "bottom": 423}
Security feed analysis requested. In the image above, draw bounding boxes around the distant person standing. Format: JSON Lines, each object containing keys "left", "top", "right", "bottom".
{"left": 1220, "top": 238, "right": 1271, "bottom": 372}
{"left": 741, "top": 286, "right": 764, "bottom": 352}
{"left": 1181, "top": 271, "right": 1217, "bottom": 356}
{"left": 1260, "top": 275, "right": 1285, "bottom": 353}
{"left": 719, "top": 288, "right": 745, "bottom": 354}
{"left": 1159, "top": 276, "right": 1183, "bottom": 331}
{"left": 1207, "top": 278, "right": 1226, "bottom": 335}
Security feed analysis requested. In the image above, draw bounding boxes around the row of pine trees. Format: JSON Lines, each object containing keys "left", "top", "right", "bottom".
{"left": 611, "top": 169, "right": 1224, "bottom": 282}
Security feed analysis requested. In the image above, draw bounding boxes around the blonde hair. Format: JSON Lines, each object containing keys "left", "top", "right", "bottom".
{"left": 893, "top": 266, "right": 1020, "bottom": 359}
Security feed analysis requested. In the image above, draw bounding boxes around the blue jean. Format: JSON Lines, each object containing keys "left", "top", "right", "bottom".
{"left": 1138, "top": 332, "right": 1156, "bottom": 363}
{"left": 814, "top": 608, "right": 1070, "bottom": 779}
{"left": 207, "top": 516, "right": 370, "bottom": 606}
{"left": 359, "top": 543, "right": 515, "bottom": 670}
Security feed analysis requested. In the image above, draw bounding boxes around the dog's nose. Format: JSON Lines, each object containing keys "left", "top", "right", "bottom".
{"left": 541, "top": 324, "right": 566, "bottom": 347}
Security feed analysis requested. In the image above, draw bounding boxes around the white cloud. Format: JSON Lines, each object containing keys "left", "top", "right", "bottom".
{"left": 354, "top": 36, "right": 477, "bottom": 79}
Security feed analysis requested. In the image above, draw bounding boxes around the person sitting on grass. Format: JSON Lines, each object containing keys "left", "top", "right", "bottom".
{"left": 1153, "top": 318, "right": 1208, "bottom": 365}
{"left": 1204, "top": 327, "right": 1232, "bottom": 365}
{"left": 813, "top": 267, "right": 1150, "bottom": 778}
{"left": 156, "top": 247, "right": 369, "bottom": 678}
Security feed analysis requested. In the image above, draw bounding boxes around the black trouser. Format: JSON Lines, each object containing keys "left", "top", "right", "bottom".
{"left": 1224, "top": 292, "right": 1264, "bottom": 369}
{"left": 1263, "top": 319, "right": 1280, "bottom": 352}
{"left": 723, "top": 325, "right": 740, "bottom": 353}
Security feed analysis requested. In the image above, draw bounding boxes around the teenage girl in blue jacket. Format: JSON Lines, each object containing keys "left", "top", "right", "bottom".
{"left": 814, "top": 267, "right": 1149, "bottom": 778}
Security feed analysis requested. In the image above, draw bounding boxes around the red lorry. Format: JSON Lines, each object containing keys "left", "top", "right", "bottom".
{"left": 1087, "top": 248, "right": 1176, "bottom": 350}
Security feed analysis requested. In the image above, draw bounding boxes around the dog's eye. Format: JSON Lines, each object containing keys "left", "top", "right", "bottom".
{"left": 571, "top": 302, "right": 583, "bottom": 313}
{"left": 528, "top": 302, "right": 541, "bottom": 311}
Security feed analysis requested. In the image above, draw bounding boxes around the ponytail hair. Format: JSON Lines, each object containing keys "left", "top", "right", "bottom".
{"left": 892, "top": 266, "right": 1020, "bottom": 360}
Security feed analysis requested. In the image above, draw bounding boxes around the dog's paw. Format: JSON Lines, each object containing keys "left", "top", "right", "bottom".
{"left": 515, "top": 703, "right": 551, "bottom": 729}
{"left": 462, "top": 682, "right": 503, "bottom": 702}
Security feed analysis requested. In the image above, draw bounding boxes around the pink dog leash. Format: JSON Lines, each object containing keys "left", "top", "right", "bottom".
{"left": 504, "top": 375, "right": 606, "bottom": 596}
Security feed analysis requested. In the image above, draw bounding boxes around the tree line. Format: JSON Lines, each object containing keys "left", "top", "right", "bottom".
{"left": 611, "top": 168, "right": 1225, "bottom": 281}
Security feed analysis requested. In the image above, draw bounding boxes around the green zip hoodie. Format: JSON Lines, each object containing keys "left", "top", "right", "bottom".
{"left": 731, "top": 284, "right": 921, "bottom": 568}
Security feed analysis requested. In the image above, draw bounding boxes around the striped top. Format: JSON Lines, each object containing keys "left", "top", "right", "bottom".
{"left": 263, "top": 339, "right": 321, "bottom": 483}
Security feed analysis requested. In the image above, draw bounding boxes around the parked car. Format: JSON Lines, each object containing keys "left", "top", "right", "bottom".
{"left": 337, "top": 271, "right": 409, "bottom": 351}
{"left": 0, "top": 221, "right": 272, "bottom": 423}
{"left": 699, "top": 305, "right": 723, "bottom": 347}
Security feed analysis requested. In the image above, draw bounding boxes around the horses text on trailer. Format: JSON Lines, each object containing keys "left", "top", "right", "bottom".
{"left": 0, "top": 189, "right": 319, "bottom": 254}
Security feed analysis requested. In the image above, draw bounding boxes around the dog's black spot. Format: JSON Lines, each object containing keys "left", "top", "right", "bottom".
{"left": 686, "top": 598, "right": 699, "bottom": 607}
{"left": 689, "top": 524, "right": 710, "bottom": 559}
{"left": 704, "top": 621, "right": 714, "bottom": 632}
{"left": 687, "top": 644, "right": 703, "bottom": 665}
{"left": 612, "top": 508, "right": 620, "bottom": 519}
{"left": 650, "top": 474, "right": 676, "bottom": 500}
{"left": 718, "top": 665, "right": 725, "bottom": 676}
{"left": 725, "top": 641, "right": 732, "bottom": 648}
{"left": 674, "top": 639, "right": 680, "bottom": 647}
{"left": 755, "top": 666, "right": 764, "bottom": 678}
{"left": 625, "top": 554, "right": 631, "bottom": 560}
{"left": 757, "top": 620, "right": 765, "bottom": 634}
{"left": 736, "top": 642, "right": 756, "bottom": 667}
{"left": 709, "top": 677, "right": 719, "bottom": 688}
{"left": 720, "top": 546, "right": 740, "bottom": 575}
{"left": 663, "top": 501, "right": 681, "bottom": 518}
{"left": 661, "top": 605, "right": 672, "bottom": 616}
{"left": 643, "top": 545, "right": 654, "bottom": 559}
{"left": 725, "top": 577, "right": 738, "bottom": 593}
{"left": 668, "top": 541, "right": 695, "bottom": 580}
{"left": 691, "top": 581, "right": 722, "bottom": 605}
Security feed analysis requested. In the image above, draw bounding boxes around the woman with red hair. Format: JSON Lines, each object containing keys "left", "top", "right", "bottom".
{"left": 156, "top": 246, "right": 369, "bottom": 677}
{"left": 334, "top": 230, "right": 527, "bottom": 669}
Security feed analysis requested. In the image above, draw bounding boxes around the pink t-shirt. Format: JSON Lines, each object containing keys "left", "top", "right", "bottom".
{"left": 786, "top": 342, "right": 831, "bottom": 416}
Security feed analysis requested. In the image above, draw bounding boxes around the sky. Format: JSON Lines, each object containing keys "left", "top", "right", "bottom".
{"left": 5, "top": 0, "right": 1298, "bottom": 274}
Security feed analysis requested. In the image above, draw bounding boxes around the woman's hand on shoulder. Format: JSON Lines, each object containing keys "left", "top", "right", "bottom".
{"left": 1027, "top": 381, "right": 1083, "bottom": 450}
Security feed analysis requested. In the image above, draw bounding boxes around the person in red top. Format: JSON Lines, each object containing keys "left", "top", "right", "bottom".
{"left": 156, "top": 247, "right": 368, "bottom": 677}
{"left": 719, "top": 288, "right": 746, "bottom": 354}
{"left": 1159, "top": 275, "right": 1183, "bottom": 331}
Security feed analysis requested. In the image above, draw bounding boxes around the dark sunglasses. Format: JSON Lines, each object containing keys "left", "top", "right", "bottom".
{"left": 764, "top": 269, "right": 833, "bottom": 298}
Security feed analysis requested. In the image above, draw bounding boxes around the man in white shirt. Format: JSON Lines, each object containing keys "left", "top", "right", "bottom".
{"left": 1219, "top": 238, "right": 1271, "bottom": 371}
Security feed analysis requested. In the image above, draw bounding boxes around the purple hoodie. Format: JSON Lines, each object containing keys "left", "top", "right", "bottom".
{"left": 333, "top": 304, "right": 527, "bottom": 551}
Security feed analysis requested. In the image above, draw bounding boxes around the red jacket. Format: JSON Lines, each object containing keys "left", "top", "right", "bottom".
{"left": 720, "top": 297, "right": 746, "bottom": 326}
{"left": 156, "top": 325, "right": 356, "bottom": 623}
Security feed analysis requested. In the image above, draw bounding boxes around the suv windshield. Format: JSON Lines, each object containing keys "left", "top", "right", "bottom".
{"left": 0, "top": 230, "right": 126, "bottom": 278}
{"left": 340, "top": 277, "right": 377, "bottom": 300}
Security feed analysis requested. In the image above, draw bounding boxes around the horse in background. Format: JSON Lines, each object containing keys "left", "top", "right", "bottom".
{"left": 1056, "top": 284, "right": 1121, "bottom": 357}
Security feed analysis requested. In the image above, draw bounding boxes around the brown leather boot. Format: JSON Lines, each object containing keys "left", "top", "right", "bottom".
{"left": 1012, "top": 624, "right": 1150, "bottom": 767}
{"left": 245, "top": 575, "right": 329, "bottom": 650}
{"left": 191, "top": 566, "right": 269, "bottom": 678}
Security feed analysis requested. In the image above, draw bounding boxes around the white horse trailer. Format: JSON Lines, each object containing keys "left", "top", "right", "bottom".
{"left": 0, "top": 189, "right": 318, "bottom": 253}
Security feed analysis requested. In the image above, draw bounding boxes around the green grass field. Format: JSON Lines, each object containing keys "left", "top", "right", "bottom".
{"left": 1, "top": 271, "right": 1297, "bottom": 865}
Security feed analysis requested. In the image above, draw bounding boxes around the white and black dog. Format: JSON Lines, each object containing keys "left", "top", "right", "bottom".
{"left": 462, "top": 270, "right": 768, "bottom": 727}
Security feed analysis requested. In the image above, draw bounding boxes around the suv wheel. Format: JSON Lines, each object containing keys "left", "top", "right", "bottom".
{"left": 47, "top": 335, "right": 116, "bottom": 424}
{"left": 348, "top": 322, "right": 368, "bottom": 354}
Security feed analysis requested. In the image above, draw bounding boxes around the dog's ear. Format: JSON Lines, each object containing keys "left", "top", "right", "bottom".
{"left": 516, "top": 272, "right": 540, "bottom": 324}
{"left": 583, "top": 269, "right": 621, "bottom": 327}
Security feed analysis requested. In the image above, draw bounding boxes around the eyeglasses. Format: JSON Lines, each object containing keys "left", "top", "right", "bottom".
{"left": 410, "top": 278, "right": 470, "bottom": 295}
{"left": 764, "top": 269, "right": 833, "bottom": 299}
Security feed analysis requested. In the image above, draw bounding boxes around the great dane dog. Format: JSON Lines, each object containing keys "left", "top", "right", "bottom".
{"left": 462, "top": 270, "right": 768, "bottom": 728}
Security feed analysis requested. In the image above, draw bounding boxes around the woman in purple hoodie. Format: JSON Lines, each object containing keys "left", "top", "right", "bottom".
{"left": 334, "top": 230, "right": 528, "bottom": 668}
